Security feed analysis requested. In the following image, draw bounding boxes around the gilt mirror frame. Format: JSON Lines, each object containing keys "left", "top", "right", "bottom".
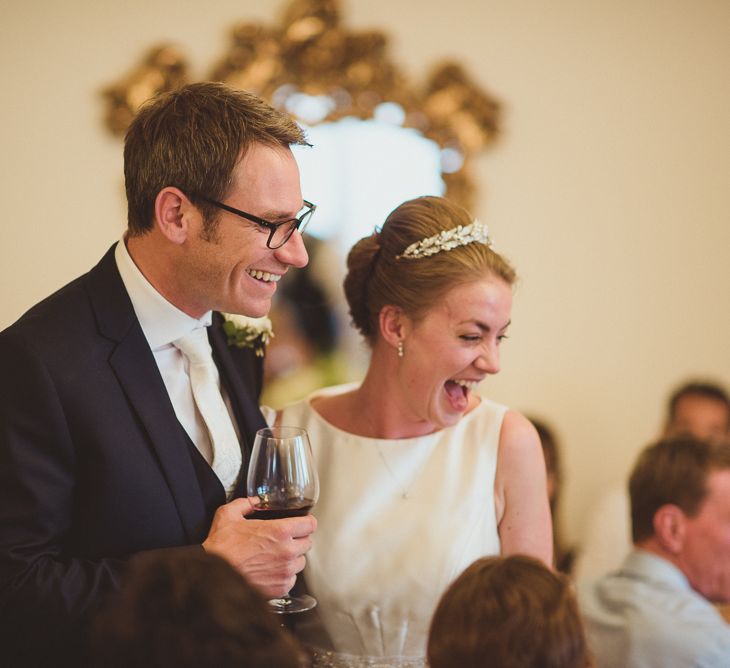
{"left": 102, "top": 0, "right": 502, "bottom": 211}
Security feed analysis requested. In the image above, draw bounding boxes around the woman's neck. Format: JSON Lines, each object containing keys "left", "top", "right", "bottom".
{"left": 314, "top": 352, "right": 439, "bottom": 439}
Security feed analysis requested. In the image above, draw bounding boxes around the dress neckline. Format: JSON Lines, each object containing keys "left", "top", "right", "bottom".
{"left": 303, "top": 383, "right": 489, "bottom": 445}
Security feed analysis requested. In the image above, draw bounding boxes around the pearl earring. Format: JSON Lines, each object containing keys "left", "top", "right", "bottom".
{"left": 397, "top": 341, "right": 404, "bottom": 358}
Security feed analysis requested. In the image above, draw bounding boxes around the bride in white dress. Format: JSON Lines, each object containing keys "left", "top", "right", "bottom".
{"left": 275, "top": 196, "right": 552, "bottom": 667}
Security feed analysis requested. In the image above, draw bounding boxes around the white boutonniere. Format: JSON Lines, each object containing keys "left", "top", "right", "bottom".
{"left": 221, "top": 313, "right": 274, "bottom": 357}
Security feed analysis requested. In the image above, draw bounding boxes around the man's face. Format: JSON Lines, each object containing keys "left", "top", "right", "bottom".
{"left": 179, "top": 143, "right": 309, "bottom": 318}
{"left": 678, "top": 469, "right": 730, "bottom": 602}
{"left": 666, "top": 395, "right": 730, "bottom": 444}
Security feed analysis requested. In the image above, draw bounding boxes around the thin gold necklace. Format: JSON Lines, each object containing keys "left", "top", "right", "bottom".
{"left": 373, "top": 442, "right": 411, "bottom": 500}
{"left": 372, "top": 437, "right": 438, "bottom": 501}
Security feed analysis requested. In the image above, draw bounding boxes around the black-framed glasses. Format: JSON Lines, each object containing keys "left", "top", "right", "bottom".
{"left": 197, "top": 195, "right": 316, "bottom": 249}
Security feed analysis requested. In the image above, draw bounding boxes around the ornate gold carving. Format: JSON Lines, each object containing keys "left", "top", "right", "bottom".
{"left": 102, "top": 45, "right": 189, "bottom": 136}
{"left": 101, "top": 0, "right": 500, "bottom": 208}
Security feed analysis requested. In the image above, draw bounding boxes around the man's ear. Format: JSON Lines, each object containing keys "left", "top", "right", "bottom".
{"left": 378, "top": 304, "right": 409, "bottom": 349}
{"left": 653, "top": 504, "right": 686, "bottom": 554}
{"left": 154, "top": 187, "right": 195, "bottom": 244}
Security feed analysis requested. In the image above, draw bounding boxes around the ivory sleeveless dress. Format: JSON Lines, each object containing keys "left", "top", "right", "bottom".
{"left": 275, "top": 384, "right": 505, "bottom": 668}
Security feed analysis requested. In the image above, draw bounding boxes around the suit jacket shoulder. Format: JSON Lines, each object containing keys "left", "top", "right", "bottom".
{"left": 0, "top": 244, "right": 266, "bottom": 666}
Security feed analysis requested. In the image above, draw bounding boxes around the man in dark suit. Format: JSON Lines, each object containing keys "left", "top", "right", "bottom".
{"left": 0, "top": 82, "right": 317, "bottom": 667}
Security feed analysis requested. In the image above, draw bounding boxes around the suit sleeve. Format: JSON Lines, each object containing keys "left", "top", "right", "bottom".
{"left": 0, "top": 331, "right": 127, "bottom": 661}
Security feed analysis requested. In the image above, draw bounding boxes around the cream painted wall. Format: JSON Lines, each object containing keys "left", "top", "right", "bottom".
{"left": 1, "top": 0, "right": 729, "bottom": 547}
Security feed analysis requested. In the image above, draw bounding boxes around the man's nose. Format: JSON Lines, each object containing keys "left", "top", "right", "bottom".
{"left": 274, "top": 231, "right": 309, "bottom": 269}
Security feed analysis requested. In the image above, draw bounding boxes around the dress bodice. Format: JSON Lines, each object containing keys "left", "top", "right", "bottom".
{"left": 276, "top": 385, "right": 506, "bottom": 666}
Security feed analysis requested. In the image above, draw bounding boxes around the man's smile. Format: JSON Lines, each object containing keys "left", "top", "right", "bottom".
{"left": 246, "top": 268, "right": 282, "bottom": 283}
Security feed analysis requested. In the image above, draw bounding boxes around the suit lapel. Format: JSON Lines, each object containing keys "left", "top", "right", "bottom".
{"left": 85, "top": 246, "right": 208, "bottom": 542}
{"left": 209, "top": 312, "right": 267, "bottom": 478}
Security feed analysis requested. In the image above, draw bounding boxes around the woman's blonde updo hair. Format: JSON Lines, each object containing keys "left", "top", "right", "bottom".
{"left": 344, "top": 196, "right": 516, "bottom": 344}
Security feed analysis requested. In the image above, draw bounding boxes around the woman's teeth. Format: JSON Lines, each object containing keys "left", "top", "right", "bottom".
{"left": 246, "top": 269, "right": 281, "bottom": 283}
{"left": 454, "top": 379, "right": 478, "bottom": 390}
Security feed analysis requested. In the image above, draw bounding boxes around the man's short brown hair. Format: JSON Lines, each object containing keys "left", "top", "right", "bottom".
{"left": 629, "top": 436, "right": 730, "bottom": 543}
{"left": 124, "top": 81, "right": 308, "bottom": 235}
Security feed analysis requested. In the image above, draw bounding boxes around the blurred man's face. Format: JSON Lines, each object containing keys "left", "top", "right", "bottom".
{"left": 678, "top": 469, "right": 730, "bottom": 602}
{"left": 666, "top": 395, "right": 730, "bottom": 444}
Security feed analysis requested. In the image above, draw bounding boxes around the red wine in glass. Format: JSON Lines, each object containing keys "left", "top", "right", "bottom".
{"left": 246, "top": 426, "right": 319, "bottom": 613}
{"left": 248, "top": 501, "right": 313, "bottom": 521}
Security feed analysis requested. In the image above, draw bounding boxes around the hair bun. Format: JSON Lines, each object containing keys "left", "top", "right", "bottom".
{"left": 343, "top": 232, "right": 381, "bottom": 339}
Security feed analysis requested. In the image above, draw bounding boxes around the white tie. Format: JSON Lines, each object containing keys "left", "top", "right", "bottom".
{"left": 173, "top": 328, "right": 242, "bottom": 497}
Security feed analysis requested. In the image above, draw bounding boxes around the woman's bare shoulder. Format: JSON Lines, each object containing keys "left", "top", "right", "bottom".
{"left": 495, "top": 410, "right": 543, "bottom": 491}
{"left": 310, "top": 388, "right": 358, "bottom": 428}
{"left": 500, "top": 410, "right": 540, "bottom": 447}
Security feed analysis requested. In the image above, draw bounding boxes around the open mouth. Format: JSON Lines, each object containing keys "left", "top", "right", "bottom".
{"left": 444, "top": 379, "right": 479, "bottom": 411}
{"left": 246, "top": 269, "right": 282, "bottom": 283}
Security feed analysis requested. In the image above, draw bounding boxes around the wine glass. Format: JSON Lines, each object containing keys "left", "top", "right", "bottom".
{"left": 246, "top": 426, "right": 319, "bottom": 613}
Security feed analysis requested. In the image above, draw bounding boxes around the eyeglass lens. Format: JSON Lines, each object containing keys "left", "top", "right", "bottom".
{"left": 270, "top": 206, "right": 314, "bottom": 248}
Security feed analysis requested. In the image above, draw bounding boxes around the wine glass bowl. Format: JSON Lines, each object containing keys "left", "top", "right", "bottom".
{"left": 246, "top": 426, "right": 319, "bottom": 613}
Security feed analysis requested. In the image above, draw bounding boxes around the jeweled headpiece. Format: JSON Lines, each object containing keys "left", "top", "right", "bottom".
{"left": 395, "top": 221, "right": 491, "bottom": 260}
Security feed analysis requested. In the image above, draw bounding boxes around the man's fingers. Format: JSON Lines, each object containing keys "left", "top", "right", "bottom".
{"left": 257, "top": 574, "right": 298, "bottom": 599}
{"left": 237, "top": 496, "right": 258, "bottom": 516}
{"left": 241, "top": 511, "right": 316, "bottom": 539}
{"left": 279, "top": 514, "right": 317, "bottom": 538}
{"left": 292, "top": 554, "right": 306, "bottom": 576}
{"left": 215, "top": 496, "right": 255, "bottom": 519}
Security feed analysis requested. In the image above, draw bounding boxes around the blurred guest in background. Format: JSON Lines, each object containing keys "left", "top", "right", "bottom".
{"left": 90, "top": 550, "right": 305, "bottom": 668}
{"left": 573, "top": 379, "right": 730, "bottom": 582}
{"left": 530, "top": 416, "right": 576, "bottom": 574}
{"left": 663, "top": 381, "right": 730, "bottom": 443}
{"left": 274, "top": 196, "right": 552, "bottom": 666}
{"left": 428, "top": 554, "right": 590, "bottom": 668}
{"left": 579, "top": 436, "right": 730, "bottom": 667}
{"left": 262, "top": 237, "right": 350, "bottom": 408}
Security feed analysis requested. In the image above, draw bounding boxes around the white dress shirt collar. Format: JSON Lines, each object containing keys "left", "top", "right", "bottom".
{"left": 114, "top": 238, "right": 212, "bottom": 349}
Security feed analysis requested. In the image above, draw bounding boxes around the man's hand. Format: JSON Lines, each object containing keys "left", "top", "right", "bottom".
{"left": 202, "top": 497, "right": 316, "bottom": 598}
